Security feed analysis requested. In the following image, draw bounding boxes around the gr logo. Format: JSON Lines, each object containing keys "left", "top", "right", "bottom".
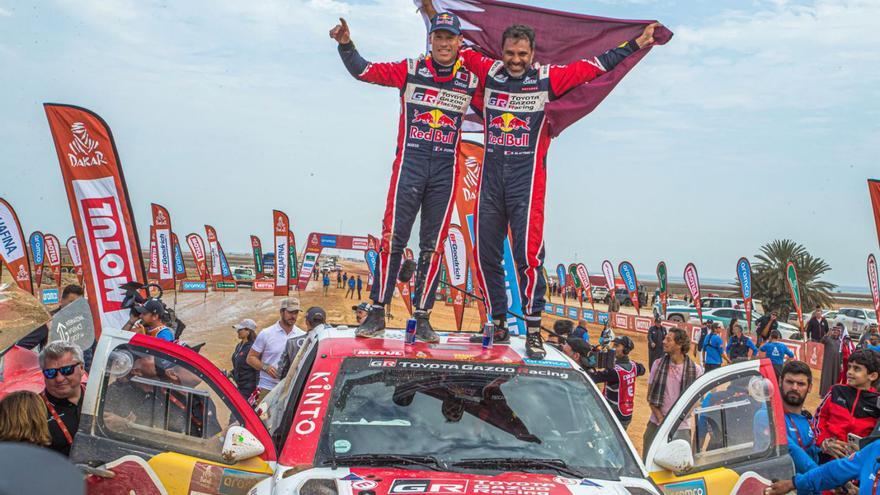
{"left": 389, "top": 479, "right": 469, "bottom": 494}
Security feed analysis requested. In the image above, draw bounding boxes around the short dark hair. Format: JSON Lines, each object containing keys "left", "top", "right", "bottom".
{"left": 668, "top": 328, "right": 690, "bottom": 354}
{"left": 781, "top": 360, "right": 812, "bottom": 385}
{"left": 553, "top": 319, "right": 574, "bottom": 336}
{"left": 849, "top": 349, "right": 880, "bottom": 375}
{"left": 501, "top": 24, "right": 535, "bottom": 50}
{"left": 770, "top": 330, "right": 782, "bottom": 339}
{"left": 62, "top": 284, "right": 84, "bottom": 299}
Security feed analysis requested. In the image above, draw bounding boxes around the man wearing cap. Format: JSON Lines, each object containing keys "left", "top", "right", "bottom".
{"left": 231, "top": 319, "right": 258, "bottom": 401}
{"left": 352, "top": 302, "right": 369, "bottom": 326}
{"left": 278, "top": 307, "right": 331, "bottom": 380}
{"left": 247, "top": 298, "right": 305, "bottom": 400}
{"left": 587, "top": 336, "right": 645, "bottom": 430}
{"left": 329, "top": 12, "right": 479, "bottom": 343}
{"left": 131, "top": 299, "right": 174, "bottom": 342}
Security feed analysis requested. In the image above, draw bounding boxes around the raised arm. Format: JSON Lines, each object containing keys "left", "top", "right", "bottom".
{"left": 549, "top": 23, "right": 658, "bottom": 99}
{"left": 331, "top": 17, "right": 407, "bottom": 89}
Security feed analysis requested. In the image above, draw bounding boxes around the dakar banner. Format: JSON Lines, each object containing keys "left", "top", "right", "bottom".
{"left": 65, "top": 236, "right": 83, "bottom": 286}
{"left": 601, "top": 260, "right": 615, "bottom": 292}
{"left": 656, "top": 261, "right": 668, "bottom": 315}
{"left": 737, "top": 257, "right": 753, "bottom": 332}
{"left": 0, "top": 198, "right": 34, "bottom": 295}
{"left": 150, "top": 203, "right": 174, "bottom": 290}
{"left": 442, "top": 224, "right": 468, "bottom": 331}
{"left": 44, "top": 233, "right": 62, "bottom": 290}
{"left": 417, "top": 0, "right": 672, "bottom": 137}
{"left": 868, "top": 254, "right": 880, "bottom": 321}
{"left": 683, "top": 262, "right": 702, "bottom": 323}
{"left": 30, "top": 231, "right": 45, "bottom": 289}
{"left": 869, "top": 179, "right": 880, "bottom": 249}
{"left": 44, "top": 104, "right": 147, "bottom": 336}
{"left": 205, "top": 225, "right": 222, "bottom": 282}
{"left": 454, "top": 140, "right": 491, "bottom": 327}
{"left": 172, "top": 233, "right": 186, "bottom": 280}
{"left": 250, "top": 235, "right": 264, "bottom": 279}
{"left": 786, "top": 261, "right": 804, "bottom": 332}
{"left": 273, "top": 210, "right": 289, "bottom": 296}
{"left": 576, "top": 263, "right": 595, "bottom": 313}
{"left": 148, "top": 226, "right": 158, "bottom": 279}
{"left": 617, "top": 261, "right": 640, "bottom": 315}
{"left": 295, "top": 232, "right": 380, "bottom": 290}
{"left": 288, "top": 232, "right": 298, "bottom": 286}
{"left": 185, "top": 233, "right": 208, "bottom": 281}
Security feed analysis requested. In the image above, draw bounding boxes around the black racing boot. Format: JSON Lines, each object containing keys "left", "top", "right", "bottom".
{"left": 469, "top": 318, "right": 510, "bottom": 344}
{"left": 413, "top": 310, "right": 440, "bottom": 343}
{"left": 398, "top": 259, "right": 417, "bottom": 283}
{"left": 356, "top": 305, "right": 386, "bottom": 338}
{"left": 525, "top": 330, "right": 546, "bottom": 359}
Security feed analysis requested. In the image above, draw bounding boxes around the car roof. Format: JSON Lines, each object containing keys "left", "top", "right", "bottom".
{"left": 311, "top": 326, "right": 573, "bottom": 367}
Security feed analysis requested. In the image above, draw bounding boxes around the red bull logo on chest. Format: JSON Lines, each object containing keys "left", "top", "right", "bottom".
{"left": 410, "top": 109, "right": 457, "bottom": 144}
{"left": 487, "top": 112, "right": 531, "bottom": 146}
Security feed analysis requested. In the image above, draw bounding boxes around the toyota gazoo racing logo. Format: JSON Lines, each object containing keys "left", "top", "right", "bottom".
{"left": 67, "top": 122, "right": 107, "bottom": 168}
{"left": 487, "top": 112, "right": 530, "bottom": 147}
{"left": 81, "top": 197, "right": 135, "bottom": 311}
{"left": 410, "top": 109, "right": 457, "bottom": 144}
{"left": 412, "top": 87, "right": 439, "bottom": 105}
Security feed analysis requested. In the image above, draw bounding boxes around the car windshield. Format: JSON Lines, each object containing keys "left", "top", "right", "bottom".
{"left": 315, "top": 359, "right": 641, "bottom": 480}
{"left": 869, "top": 311, "right": 877, "bottom": 320}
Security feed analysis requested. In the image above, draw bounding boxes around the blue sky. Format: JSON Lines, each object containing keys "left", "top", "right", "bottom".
{"left": 1, "top": 0, "right": 878, "bottom": 288}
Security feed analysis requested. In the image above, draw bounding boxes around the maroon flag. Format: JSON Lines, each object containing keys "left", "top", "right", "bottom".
{"left": 418, "top": 0, "right": 671, "bottom": 137}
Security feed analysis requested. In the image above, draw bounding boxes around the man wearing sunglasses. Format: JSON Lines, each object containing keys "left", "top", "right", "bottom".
{"left": 39, "top": 341, "right": 85, "bottom": 456}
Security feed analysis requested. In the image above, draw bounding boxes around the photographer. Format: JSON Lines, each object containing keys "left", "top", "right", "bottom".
{"left": 587, "top": 336, "right": 645, "bottom": 430}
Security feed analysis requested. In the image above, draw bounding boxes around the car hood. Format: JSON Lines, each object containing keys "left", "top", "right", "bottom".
{"left": 268, "top": 467, "right": 659, "bottom": 495}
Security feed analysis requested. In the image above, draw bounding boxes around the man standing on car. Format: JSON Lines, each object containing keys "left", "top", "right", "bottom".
{"left": 647, "top": 316, "right": 666, "bottom": 370}
{"left": 40, "top": 341, "right": 86, "bottom": 456}
{"left": 247, "top": 298, "right": 304, "bottom": 401}
{"left": 419, "top": 2, "right": 657, "bottom": 359}
{"left": 330, "top": 13, "right": 478, "bottom": 343}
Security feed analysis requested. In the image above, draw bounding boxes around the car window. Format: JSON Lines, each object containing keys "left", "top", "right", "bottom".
{"left": 857, "top": 310, "right": 867, "bottom": 320}
{"left": 715, "top": 309, "right": 733, "bottom": 318}
{"left": 869, "top": 311, "right": 877, "bottom": 320}
{"left": 826, "top": 311, "right": 838, "bottom": 319}
{"left": 98, "top": 344, "right": 241, "bottom": 462}
{"left": 670, "top": 372, "right": 774, "bottom": 472}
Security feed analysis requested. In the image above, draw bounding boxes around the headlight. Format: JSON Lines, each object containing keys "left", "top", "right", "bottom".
{"left": 300, "top": 479, "right": 338, "bottom": 495}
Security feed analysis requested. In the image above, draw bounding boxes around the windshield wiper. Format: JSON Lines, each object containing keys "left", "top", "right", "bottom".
{"left": 324, "top": 454, "right": 447, "bottom": 471}
{"left": 452, "top": 457, "right": 586, "bottom": 478}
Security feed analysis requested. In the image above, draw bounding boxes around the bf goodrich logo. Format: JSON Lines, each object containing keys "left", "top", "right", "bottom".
{"left": 389, "top": 480, "right": 468, "bottom": 494}
{"left": 67, "top": 122, "right": 107, "bottom": 168}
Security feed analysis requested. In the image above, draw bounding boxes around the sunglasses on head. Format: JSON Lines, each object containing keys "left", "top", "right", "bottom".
{"left": 42, "top": 363, "right": 80, "bottom": 379}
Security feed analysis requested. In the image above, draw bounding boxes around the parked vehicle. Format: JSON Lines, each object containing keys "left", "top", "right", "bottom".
{"left": 610, "top": 285, "right": 648, "bottom": 307}
{"left": 590, "top": 285, "right": 609, "bottom": 301}
{"left": 689, "top": 308, "right": 803, "bottom": 340}
{"left": 232, "top": 265, "right": 256, "bottom": 286}
{"left": 830, "top": 307, "right": 877, "bottom": 338}
{"left": 666, "top": 297, "right": 753, "bottom": 323}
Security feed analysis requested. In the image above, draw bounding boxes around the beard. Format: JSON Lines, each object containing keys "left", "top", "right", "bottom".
{"left": 783, "top": 390, "right": 806, "bottom": 407}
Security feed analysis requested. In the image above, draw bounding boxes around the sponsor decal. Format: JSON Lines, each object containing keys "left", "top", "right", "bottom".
{"left": 252, "top": 280, "right": 275, "bottom": 292}
{"left": 597, "top": 312, "right": 609, "bottom": 324}
{"left": 354, "top": 349, "right": 404, "bottom": 357}
{"left": 524, "top": 359, "right": 570, "bottom": 368}
{"left": 351, "top": 480, "right": 377, "bottom": 490}
{"left": 319, "top": 235, "right": 337, "bottom": 248}
{"left": 662, "top": 478, "right": 707, "bottom": 495}
{"left": 617, "top": 261, "right": 640, "bottom": 314}
{"left": 294, "top": 371, "right": 332, "bottom": 436}
{"left": 567, "top": 307, "right": 578, "bottom": 319}
{"left": 369, "top": 359, "right": 398, "bottom": 367}
{"left": 189, "top": 461, "right": 266, "bottom": 495}
{"left": 472, "top": 480, "right": 557, "bottom": 495}
{"left": 615, "top": 314, "right": 628, "bottom": 328}
{"left": 582, "top": 310, "right": 595, "bottom": 323}
{"left": 552, "top": 477, "right": 577, "bottom": 486}
{"left": 180, "top": 280, "right": 208, "bottom": 292}
{"left": 544, "top": 303, "right": 554, "bottom": 313}
{"left": 555, "top": 306, "right": 564, "bottom": 316}
{"left": 390, "top": 480, "right": 468, "bottom": 494}
{"left": 487, "top": 112, "right": 531, "bottom": 133}
{"left": 81, "top": 199, "right": 135, "bottom": 310}
{"left": 485, "top": 90, "right": 546, "bottom": 112}
{"left": 407, "top": 85, "right": 471, "bottom": 113}
{"left": 684, "top": 262, "right": 702, "bottom": 321}
{"left": 41, "top": 288, "right": 59, "bottom": 305}
{"left": 635, "top": 317, "right": 652, "bottom": 332}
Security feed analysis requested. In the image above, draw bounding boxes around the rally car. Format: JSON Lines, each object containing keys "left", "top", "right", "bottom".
{"left": 69, "top": 325, "right": 794, "bottom": 495}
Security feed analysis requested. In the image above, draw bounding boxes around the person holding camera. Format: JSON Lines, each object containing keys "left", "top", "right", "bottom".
{"left": 587, "top": 336, "right": 645, "bottom": 430}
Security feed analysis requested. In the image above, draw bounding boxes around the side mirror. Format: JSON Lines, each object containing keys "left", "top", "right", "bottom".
{"left": 653, "top": 439, "right": 694, "bottom": 473}
{"left": 221, "top": 426, "right": 265, "bottom": 463}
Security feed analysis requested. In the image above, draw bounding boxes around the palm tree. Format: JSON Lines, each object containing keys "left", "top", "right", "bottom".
{"left": 739, "top": 239, "right": 836, "bottom": 316}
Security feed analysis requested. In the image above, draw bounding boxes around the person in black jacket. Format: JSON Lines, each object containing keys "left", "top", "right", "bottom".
{"left": 806, "top": 309, "right": 829, "bottom": 342}
{"left": 647, "top": 316, "right": 666, "bottom": 369}
{"left": 231, "top": 319, "right": 258, "bottom": 402}
{"left": 755, "top": 311, "right": 779, "bottom": 346}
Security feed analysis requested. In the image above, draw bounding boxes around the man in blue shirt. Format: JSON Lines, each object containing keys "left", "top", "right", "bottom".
{"left": 760, "top": 329, "right": 795, "bottom": 377}
{"left": 572, "top": 319, "right": 590, "bottom": 344}
{"left": 701, "top": 322, "right": 727, "bottom": 371}
{"left": 726, "top": 323, "right": 758, "bottom": 362}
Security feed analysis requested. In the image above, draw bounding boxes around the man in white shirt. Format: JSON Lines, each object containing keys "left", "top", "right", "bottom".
{"left": 247, "top": 298, "right": 304, "bottom": 401}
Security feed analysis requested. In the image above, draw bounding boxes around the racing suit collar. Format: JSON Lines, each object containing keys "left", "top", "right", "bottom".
{"left": 425, "top": 55, "right": 463, "bottom": 83}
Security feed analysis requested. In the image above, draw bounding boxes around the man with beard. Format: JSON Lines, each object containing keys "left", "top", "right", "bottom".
{"left": 755, "top": 361, "right": 820, "bottom": 473}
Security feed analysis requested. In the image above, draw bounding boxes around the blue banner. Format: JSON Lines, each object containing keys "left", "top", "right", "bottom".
{"left": 556, "top": 264, "right": 567, "bottom": 287}
{"left": 219, "top": 248, "right": 231, "bottom": 278}
{"left": 555, "top": 305, "right": 564, "bottom": 316}
{"left": 173, "top": 240, "right": 186, "bottom": 276}
{"left": 29, "top": 232, "right": 44, "bottom": 265}
{"left": 598, "top": 312, "right": 610, "bottom": 324}
{"left": 41, "top": 288, "right": 58, "bottom": 305}
{"left": 545, "top": 302, "right": 554, "bottom": 313}
{"left": 618, "top": 261, "right": 638, "bottom": 293}
{"left": 364, "top": 249, "right": 378, "bottom": 275}
{"left": 567, "top": 307, "right": 579, "bottom": 319}
{"left": 737, "top": 257, "right": 752, "bottom": 300}
{"left": 320, "top": 235, "right": 337, "bottom": 248}
{"left": 583, "top": 309, "right": 595, "bottom": 323}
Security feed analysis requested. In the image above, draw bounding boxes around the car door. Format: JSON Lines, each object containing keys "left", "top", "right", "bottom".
{"left": 644, "top": 359, "right": 793, "bottom": 495}
{"left": 73, "top": 328, "right": 276, "bottom": 495}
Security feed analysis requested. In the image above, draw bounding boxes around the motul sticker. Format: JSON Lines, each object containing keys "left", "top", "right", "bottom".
{"left": 79, "top": 193, "right": 136, "bottom": 315}
{"left": 390, "top": 479, "right": 469, "bottom": 494}
{"left": 354, "top": 349, "right": 404, "bottom": 357}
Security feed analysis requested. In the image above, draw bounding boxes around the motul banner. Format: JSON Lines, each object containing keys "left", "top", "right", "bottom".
{"left": 656, "top": 261, "right": 668, "bottom": 316}
{"left": 44, "top": 233, "right": 62, "bottom": 289}
{"left": 786, "top": 261, "right": 804, "bottom": 333}
{"left": 151, "top": 203, "right": 174, "bottom": 290}
{"left": 868, "top": 254, "right": 880, "bottom": 321}
{"left": 205, "top": 225, "right": 222, "bottom": 282}
{"left": 443, "top": 224, "right": 468, "bottom": 330}
{"left": 148, "top": 226, "right": 158, "bottom": 279}
{"left": 172, "top": 233, "right": 186, "bottom": 280}
{"left": 44, "top": 104, "right": 147, "bottom": 336}
{"left": 869, "top": 179, "right": 880, "bottom": 249}
{"left": 618, "top": 261, "right": 640, "bottom": 315}
{"left": 65, "top": 236, "right": 83, "bottom": 286}
{"left": 576, "top": 263, "right": 594, "bottom": 313}
{"left": 0, "top": 198, "right": 34, "bottom": 294}
{"left": 288, "top": 232, "right": 298, "bottom": 285}
{"left": 273, "top": 210, "right": 289, "bottom": 296}
{"left": 736, "top": 257, "right": 753, "bottom": 333}
{"left": 30, "top": 231, "right": 45, "bottom": 289}
{"left": 602, "top": 260, "right": 615, "bottom": 292}
{"left": 250, "top": 235, "right": 264, "bottom": 279}
{"left": 684, "top": 262, "right": 702, "bottom": 323}
{"left": 185, "top": 233, "right": 208, "bottom": 281}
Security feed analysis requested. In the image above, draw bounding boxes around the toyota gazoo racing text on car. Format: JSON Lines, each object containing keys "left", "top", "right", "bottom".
{"left": 74, "top": 325, "right": 794, "bottom": 495}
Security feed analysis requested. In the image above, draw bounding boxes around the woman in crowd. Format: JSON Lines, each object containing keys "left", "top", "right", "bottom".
{"left": 0, "top": 391, "right": 51, "bottom": 446}
{"left": 230, "top": 319, "right": 259, "bottom": 403}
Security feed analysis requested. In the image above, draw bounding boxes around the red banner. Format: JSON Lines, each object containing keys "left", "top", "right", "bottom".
{"left": 869, "top": 254, "right": 880, "bottom": 320}
{"left": 44, "top": 104, "right": 147, "bottom": 336}
{"left": 601, "top": 260, "right": 615, "bottom": 292}
{"left": 684, "top": 262, "right": 702, "bottom": 322}
{"left": 205, "top": 225, "right": 222, "bottom": 283}
{"left": 150, "top": 203, "right": 175, "bottom": 290}
{"left": 148, "top": 226, "right": 158, "bottom": 280}
{"left": 185, "top": 233, "right": 208, "bottom": 281}
{"left": 576, "top": 263, "right": 595, "bottom": 313}
{"left": 273, "top": 210, "right": 290, "bottom": 296}
{"left": 65, "top": 236, "right": 83, "bottom": 286}
{"left": 0, "top": 198, "right": 34, "bottom": 294}
{"left": 443, "top": 224, "right": 468, "bottom": 331}
{"left": 44, "top": 233, "right": 62, "bottom": 289}
{"left": 869, "top": 179, "right": 880, "bottom": 249}
{"left": 454, "top": 141, "right": 487, "bottom": 324}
